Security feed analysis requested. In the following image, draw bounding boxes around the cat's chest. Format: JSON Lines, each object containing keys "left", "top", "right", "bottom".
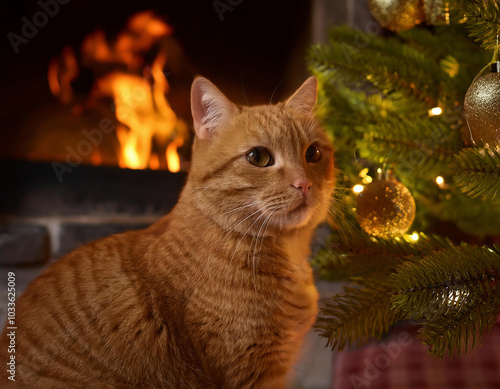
{"left": 272, "top": 232, "right": 319, "bottom": 334}
{"left": 278, "top": 267, "right": 319, "bottom": 337}
{"left": 185, "top": 243, "right": 318, "bottom": 327}
{"left": 241, "top": 238, "right": 318, "bottom": 334}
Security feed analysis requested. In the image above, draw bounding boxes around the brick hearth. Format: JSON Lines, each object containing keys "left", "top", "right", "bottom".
{"left": 0, "top": 159, "right": 186, "bottom": 264}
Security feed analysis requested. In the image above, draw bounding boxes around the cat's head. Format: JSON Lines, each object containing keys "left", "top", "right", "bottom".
{"left": 186, "top": 76, "right": 334, "bottom": 237}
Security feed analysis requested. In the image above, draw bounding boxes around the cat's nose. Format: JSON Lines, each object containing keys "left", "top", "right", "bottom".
{"left": 292, "top": 179, "right": 312, "bottom": 196}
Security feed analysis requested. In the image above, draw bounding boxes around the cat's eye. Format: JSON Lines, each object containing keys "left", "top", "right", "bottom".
{"left": 246, "top": 147, "right": 274, "bottom": 167}
{"left": 305, "top": 144, "right": 321, "bottom": 163}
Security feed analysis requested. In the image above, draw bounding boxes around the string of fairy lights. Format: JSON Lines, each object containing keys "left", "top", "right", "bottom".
{"left": 346, "top": 1, "right": 500, "bottom": 240}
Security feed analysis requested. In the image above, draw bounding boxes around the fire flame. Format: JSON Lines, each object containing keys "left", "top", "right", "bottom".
{"left": 48, "top": 11, "right": 186, "bottom": 172}
{"left": 105, "top": 69, "right": 180, "bottom": 170}
{"left": 149, "top": 153, "right": 160, "bottom": 170}
{"left": 166, "top": 136, "right": 184, "bottom": 173}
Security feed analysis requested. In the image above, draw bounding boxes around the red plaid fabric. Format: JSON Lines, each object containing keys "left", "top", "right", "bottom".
{"left": 331, "top": 323, "right": 500, "bottom": 388}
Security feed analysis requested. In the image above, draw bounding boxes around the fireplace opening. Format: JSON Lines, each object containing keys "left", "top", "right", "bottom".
{"left": 0, "top": 0, "right": 312, "bottom": 173}
{"left": 46, "top": 10, "right": 190, "bottom": 173}
{"left": 0, "top": 0, "right": 313, "bottom": 264}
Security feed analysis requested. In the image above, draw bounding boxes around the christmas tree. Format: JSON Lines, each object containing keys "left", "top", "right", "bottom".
{"left": 309, "top": 0, "right": 500, "bottom": 358}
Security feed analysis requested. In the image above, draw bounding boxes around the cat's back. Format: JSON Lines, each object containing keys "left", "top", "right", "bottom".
{"left": 0, "top": 216, "right": 209, "bottom": 388}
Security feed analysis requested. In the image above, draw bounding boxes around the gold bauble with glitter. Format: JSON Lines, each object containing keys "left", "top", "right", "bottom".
{"left": 368, "top": 0, "right": 425, "bottom": 32}
{"left": 464, "top": 62, "right": 500, "bottom": 147}
{"left": 356, "top": 179, "right": 416, "bottom": 237}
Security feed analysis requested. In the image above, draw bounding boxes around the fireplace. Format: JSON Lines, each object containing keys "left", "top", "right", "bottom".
{"left": 0, "top": 0, "right": 313, "bottom": 265}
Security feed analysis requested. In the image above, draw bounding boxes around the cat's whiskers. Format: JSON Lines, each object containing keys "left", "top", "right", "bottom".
{"left": 212, "top": 199, "right": 269, "bottom": 257}
{"left": 257, "top": 209, "right": 276, "bottom": 256}
{"left": 196, "top": 182, "right": 218, "bottom": 193}
{"left": 327, "top": 209, "right": 351, "bottom": 246}
{"left": 327, "top": 195, "right": 363, "bottom": 245}
{"left": 231, "top": 207, "right": 269, "bottom": 265}
{"left": 219, "top": 206, "right": 271, "bottom": 290}
{"left": 217, "top": 201, "right": 263, "bottom": 218}
{"left": 315, "top": 116, "right": 330, "bottom": 127}
{"left": 304, "top": 118, "right": 317, "bottom": 134}
{"left": 248, "top": 208, "right": 271, "bottom": 280}
{"left": 251, "top": 207, "right": 277, "bottom": 291}
{"left": 312, "top": 94, "right": 334, "bottom": 117}
{"left": 268, "top": 77, "right": 288, "bottom": 105}
{"left": 246, "top": 194, "right": 292, "bottom": 288}
{"left": 191, "top": 205, "right": 268, "bottom": 291}
{"left": 221, "top": 198, "right": 280, "bottom": 290}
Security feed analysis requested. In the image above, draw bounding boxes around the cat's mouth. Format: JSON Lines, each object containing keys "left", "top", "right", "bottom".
{"left": 281, "top": 199, "right": 314, "bottom": 228}
{"left": 291, "top": 201, "right": 309, "bottom": 214}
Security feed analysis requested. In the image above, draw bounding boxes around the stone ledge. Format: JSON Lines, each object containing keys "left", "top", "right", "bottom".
{"left": 0, "top": 215, "right": 162, "bottom": 260}
{"left": 57, "top": 221, "right": 156, "bottom": 258}
{"left": 0, "top": 223, "right": 50, "bottom": 265}
{"left": 0, "top": 159, "right": 186, "bottom": 217}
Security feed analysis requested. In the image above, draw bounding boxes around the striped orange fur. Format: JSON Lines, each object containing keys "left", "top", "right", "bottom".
{"left": 0, "top": 76, "right": 335, "bottom": 388}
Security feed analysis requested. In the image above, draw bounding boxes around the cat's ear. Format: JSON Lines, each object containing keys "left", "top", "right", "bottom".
{"left": 285, "top": 76, "right": 317, "bottom": 114}
{"left": 190, "top": 77, "right": 238, "bottom": 140}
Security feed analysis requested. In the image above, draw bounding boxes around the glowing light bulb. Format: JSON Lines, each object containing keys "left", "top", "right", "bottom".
{"left": 436, "top": 176, "right": 445, "bottom": 188}
{"left": 410, "top": 232, "right": 419, "bottom": 241}
{"left": 359, "top": 167, "right": 369, "bottom": 177}
{"left": 429, "top": 107, "right": 443, "bottom": 116}
{"left": 362, "top": 175, "right": 373, "bottom": 184}
{"left": 353, "top": 185, "right": 364, "bottom": 194}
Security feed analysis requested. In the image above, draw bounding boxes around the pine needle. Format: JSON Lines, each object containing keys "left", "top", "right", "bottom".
{"left": 453, "top": 146, "right": 500, "bottom": 202}
{"left": 391, "top": 244, "right": 500, "bottom": 358}
{"left": 465, "top": 0, "right": 500, "bottom": 51}
{"left": 316, "top": 285, "right": 402, "bottom": 351}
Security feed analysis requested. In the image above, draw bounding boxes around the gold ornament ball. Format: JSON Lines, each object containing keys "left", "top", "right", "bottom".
{"left": 464, "top": 71, "right": 500, "bottom": 147}
{"left": 356, "top": 180, "right": 416, "bottom": 237}
{"left": 368, "top": 0, "right": 425, "bottom": 32}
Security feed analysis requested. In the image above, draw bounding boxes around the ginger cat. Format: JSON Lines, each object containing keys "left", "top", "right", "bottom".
{"left": 0, "top": 76, "right": 334, "bottom": 388}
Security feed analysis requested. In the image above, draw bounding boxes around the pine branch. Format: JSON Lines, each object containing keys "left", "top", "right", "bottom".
{"left": 311, "top": 25, "right": 488, "bottom": 110}
{"left": 420, "top": 290, "right": 500, "bottom": 358}
{"left": 423, "top": 189, "right": 500, "bottom": 236}
{"left": 453, "top": 146, "right": 500, "bottom": 202}
{"left": 309, "top": 25, "right": 485, "bottom": 186}
{"left": 314, "top": 229, "right": 452, "bottom": 287}
{"left": 398, "top": 25, "right": 488, "bottom": 96}
{"left": 316, "top": 285, "right": 402, "bottom": 351}
{"left": 465, "top": 0, "right": 500, "bottom": 51}
{"left": 309, "top": 3, "right": 500, "bottom": 361}
{"left": 316, "top": 240, "right": 500, "bottom": 356}
{"left": 391, "top": 243, "right": 500, "bottom": 357}
{"left": 310, "top": 28, "right": 448, "bottom": 107}
{"left": 391, "top": 243, "right": 500, "bottom": 318}
{"left": 356, "top": 117, "right": 463, "bottom": 179}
